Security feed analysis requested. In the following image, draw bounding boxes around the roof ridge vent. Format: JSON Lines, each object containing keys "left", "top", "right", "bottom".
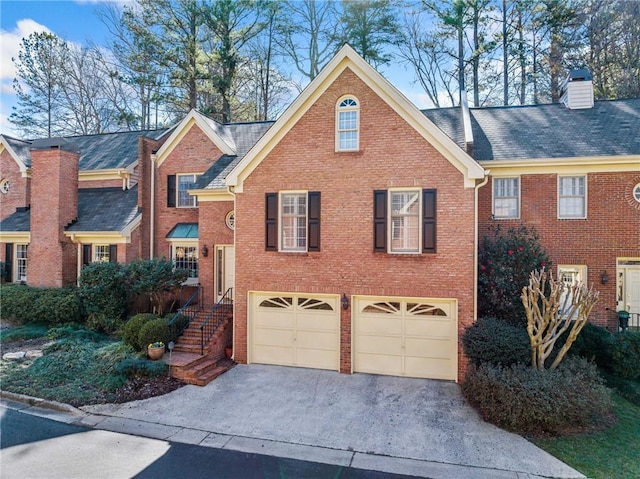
{"left": 560, "top": 69, "right": 594, "bottom": 110}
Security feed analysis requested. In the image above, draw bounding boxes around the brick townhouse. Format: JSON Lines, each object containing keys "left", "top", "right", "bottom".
{"left": 1, "top": 46, "right": 638, "bottom": 384}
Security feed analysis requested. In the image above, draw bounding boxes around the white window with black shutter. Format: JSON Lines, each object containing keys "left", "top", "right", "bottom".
{"left": 4, "top": 243, "right": 28, "bottom": 283}
{"left": 167, "top": 174, "right": 200, "bottom": 208}
{"left": 373, "top": 189, "right": 436, "bottom": 254}
{"left": 82, "top": 244, "right": 117, "bottom": 265}
{"left": 265, "top": 191, "right": 321, "bottom": 253}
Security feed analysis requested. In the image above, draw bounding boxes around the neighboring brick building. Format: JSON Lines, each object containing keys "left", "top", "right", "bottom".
{"left": 1, "top": 46, "right": 638, "bottom": 383}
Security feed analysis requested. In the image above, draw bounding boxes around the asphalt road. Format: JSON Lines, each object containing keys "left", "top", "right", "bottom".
{"left": 1, "top": 408, "right": 422, "bottom": 479}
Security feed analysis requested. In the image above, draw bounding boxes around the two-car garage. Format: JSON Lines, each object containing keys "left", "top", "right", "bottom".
{"left": 249, "top": 292, "right": 458, "bottom": 381}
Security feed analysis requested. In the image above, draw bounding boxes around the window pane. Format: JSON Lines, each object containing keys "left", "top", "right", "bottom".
{"left": 94, "top": 245, "right": 110, "bottom": 262}
{"left": 390, "top": 191, "right": 420, "bottom": 253}
{"left": 281, "top": 193, "right": 307, "bottom": 251}
{"left": 174, "top": 245, "right": 198, "bottom": 278}
{"left": 16, "top": 244, "right": 27, "bottom": 282}
{"left": 493, "top": 178, "right": 519, "bottom": 218}
{"left": 559, "top": 176, "right": 586, "bottom": 218}
{"left": 178, "top": 174, "right": 198, "bottom": 207}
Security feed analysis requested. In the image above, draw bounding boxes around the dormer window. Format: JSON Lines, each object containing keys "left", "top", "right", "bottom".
{"left": 336, "top": 96, "right": 359, "bottom": 151}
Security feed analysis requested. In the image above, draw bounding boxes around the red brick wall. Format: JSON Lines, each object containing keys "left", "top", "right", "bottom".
{"left": 28, "top": 147, "right": 79, "bottom": 287}
{"left": 138, "top": 136, "right": 163, "bottom": 260}
{"left": 234, "top": 68, "right": 477, "bottom": 381}
{"left": 0, "top": 150, "right": 30, "bottom": 221}
{"left": 198, "top": 200, "right": 234, "bottom": 305}
{"left": 154, "top": 125, "right": 223, "bottom": 260}
{"left": 479, "top": 172, "right": 640, "bottom": 330}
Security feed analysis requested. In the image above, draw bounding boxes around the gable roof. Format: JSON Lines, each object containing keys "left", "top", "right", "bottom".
{"left": 154, "top": 110, "right": 236, "bottom": 166}
{"left": 423, "top": 99, "right": 640, "bottom": 162}
{"left": 66, "top": 186, "right": 140, "bottom": 232}
{"left": 197, "top": 121, "right": 275, "bottom": 191}
{"left": 1, "top": 129, "right": 169, "bottom": 172}
{"left": 226, "top": 44, "right": 485, "bottom": 191}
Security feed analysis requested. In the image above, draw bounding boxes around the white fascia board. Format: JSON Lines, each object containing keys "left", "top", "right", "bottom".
{"left": 154, "top": 110, "right": 235, "bottom": 167}
{"left": 0, "top": 136, "right": 29, "bottom": 174}
{"left": 227, "top": 45, "right": 485, "bottom": 191}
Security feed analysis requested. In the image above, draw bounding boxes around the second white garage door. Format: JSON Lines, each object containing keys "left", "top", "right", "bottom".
{"left": 354, "top": 296, "right": 457, "bottom": 380}
{"left": 250, "top": 292, "right": 340, "bottom": 371}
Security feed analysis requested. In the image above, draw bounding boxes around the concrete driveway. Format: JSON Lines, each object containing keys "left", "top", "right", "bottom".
{"left": 84, "top": 364, "right": 583, "bottom": 479}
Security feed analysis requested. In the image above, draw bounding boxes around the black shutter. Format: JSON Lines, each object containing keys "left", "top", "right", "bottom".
{"left": 308, "top": 192, "right": 321, "bottom": 252}
{"left": 82, "top": 244, "right": 91, "bottom": 266}
{"left": 167, "top": 175, "right": 176, "bottom": 207}
{"left": 373, "top": 190, "right": 387, "bottom": 252}
{"left": 4, "top": 243, "right": 13, "bottom": 283}
{"left": 265, "top": 193, "right": 278, "bottom": 251}
{"left": 109, "top": 244, "right": 118, "bottom": 263}
{"left": 422, "top": 189, "right": 437, "bottom": 253}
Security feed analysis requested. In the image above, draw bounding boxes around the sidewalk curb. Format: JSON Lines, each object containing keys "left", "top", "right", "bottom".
{"left": 0, "top": 390, "right": 86, "bottom": 416}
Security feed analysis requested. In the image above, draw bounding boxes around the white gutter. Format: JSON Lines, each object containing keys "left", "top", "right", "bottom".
{"left": 226, "top": 184, "right": 236, "bottom": 361}
{"left": 474, "top": 171, "right": 490, "bottom": 323}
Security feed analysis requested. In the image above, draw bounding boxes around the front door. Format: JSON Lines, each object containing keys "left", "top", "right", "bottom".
{"left": 618, "top": 261, "right": 640, "bottom": 315}
{"left": 216, "top": 245, "right": 234, "bottom": 301}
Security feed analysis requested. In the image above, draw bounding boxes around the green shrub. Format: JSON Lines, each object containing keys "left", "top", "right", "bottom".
{"left": 462, "top": 357, "right": 613, "bottom": 435}
{"left": 78, "top": 262, "right": 128, "bottom": 320}
{"left": 1, "top": 285, "right": 81, "bottom": 325}
{"left": 478, "top": 225, "right": 551, "bottom": 325}
{"left": 609, "top": 332, "right": 640, "bottom": 379}
{"left": 566, "top": 323, "right": 614, "bottom": 369}
{"left": 462, "top": 317, "right": 530, "bottom": 367}
{"left": 86, "top": 314, "right": 125, "bottom": 335}
{"left": 121, "top": 313, "right": 158, "bottom": 351}
{"left": 115, "top": 357, "right": 168, "bottom": 378}
{"left": 166, "top": 313, "right": 190, "bottom": 341}
{"left": 137, "top": 317, "right": 171, "bottom": 352}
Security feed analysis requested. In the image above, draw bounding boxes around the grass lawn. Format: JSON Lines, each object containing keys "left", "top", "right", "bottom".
{"left": 534, "top": 394, "right": 640, "bottom": 479}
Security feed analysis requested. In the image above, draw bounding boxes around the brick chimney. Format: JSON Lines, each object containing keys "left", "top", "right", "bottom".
{"left": 560, "top": 69, "right": 594, "bottom": 109}
{"left": 28, "top": 138, "right": 79, "bottom": 287}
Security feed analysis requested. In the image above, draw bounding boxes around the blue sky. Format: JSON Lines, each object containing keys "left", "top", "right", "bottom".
{"left": 0, "top": 0, "right": 427, "bottom": 136}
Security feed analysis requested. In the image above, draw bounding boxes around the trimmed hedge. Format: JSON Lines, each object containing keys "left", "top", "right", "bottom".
{"left": 609, "top": 332, "right": 640, "bottom": 379}
{"left": 137, "top": 317, "right": 171, "bottom": 352}
{"left": 566, "top": 322, "right": 614, "bottom": 369}
{"left": 462, "top": 317, "right": 530, "bottom": 367}
{"left": 1, "top": 285, "right": 82, "bottom": 325}
{"left": 115, "top": 357, "right": 168, "bottom": 377}
{"left": 122, "top": 313, "right": 158, "bottom": 351}
{"left": 462, "top": 357, "right": 613, "bottom": 435}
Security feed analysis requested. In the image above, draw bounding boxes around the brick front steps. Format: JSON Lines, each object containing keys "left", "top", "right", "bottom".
{"left": 165, "top": 352, "right": 234, "bottom": 386}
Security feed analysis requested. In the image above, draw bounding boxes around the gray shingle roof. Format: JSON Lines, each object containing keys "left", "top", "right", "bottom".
{"left": 0, "top": 208, "right": 30, "bottom": 232}
{"left": 422, "top": 98, "right": 640, "bottom": 161}
{"left": 66, "top": 186, "right": 140, "bottom": 232}
{"left": 2, "top": 129, "right": 169, "bottom": 170}
{"left": 0, "top": 187, "right": 140, "bottom": 234}
{"left": 199, "top": 120, "right": 274, "bottom": 190}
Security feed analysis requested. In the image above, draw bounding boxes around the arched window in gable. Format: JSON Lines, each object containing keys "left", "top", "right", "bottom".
{"left": 336, "top": 96, "right": 359, "bottom": 151}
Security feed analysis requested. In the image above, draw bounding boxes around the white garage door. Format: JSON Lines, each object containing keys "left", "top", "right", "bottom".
{"left": 354, "top": 296, "right": 457, "bottom": 380}
{"left": 250, "top": 292, "right": 340, "bottom": 371}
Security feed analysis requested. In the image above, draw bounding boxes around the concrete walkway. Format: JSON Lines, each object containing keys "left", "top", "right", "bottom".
{"left": 65, "top": 364, "right": 584, "bottom": 479}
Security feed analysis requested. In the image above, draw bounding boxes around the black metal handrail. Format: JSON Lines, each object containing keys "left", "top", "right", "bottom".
{"left": 200, "top": 287, "right": 233, "bottom": 355}
{"left": 168, "top": 285, "right": 202, "bottom": 338}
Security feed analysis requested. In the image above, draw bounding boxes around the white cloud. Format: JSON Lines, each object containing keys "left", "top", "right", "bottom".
{"left": 0, "top": 19, "right": 52, "bottom": 82}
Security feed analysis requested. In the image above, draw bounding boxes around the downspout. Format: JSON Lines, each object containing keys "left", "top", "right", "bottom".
{"left": 226, "top": 184, "right": 236, "bottom": 361}
{"left": 150, "top": 153, "right": 157, "bottom": 259}
{"left": 474, "top": 172, "right": 490, "bottom": 323}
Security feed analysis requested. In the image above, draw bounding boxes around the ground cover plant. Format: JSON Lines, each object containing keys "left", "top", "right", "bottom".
{"left": 534, "top": 394, "right": 640, "bottom": 479}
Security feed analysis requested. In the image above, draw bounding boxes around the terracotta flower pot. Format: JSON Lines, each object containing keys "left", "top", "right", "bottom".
{"left": 148, "top": 346, "right": 165, "bottom": 360}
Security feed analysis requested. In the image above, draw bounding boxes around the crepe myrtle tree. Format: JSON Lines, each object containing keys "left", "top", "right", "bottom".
{"left": 521, "top": 268, "right": 599, "bottom": 370}
{"left": 478, "top": 225, "right": 551, "bottom": 325}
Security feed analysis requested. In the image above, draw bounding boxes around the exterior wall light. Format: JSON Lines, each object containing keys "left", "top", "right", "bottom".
{"left": 601, "top": 271, "right": 609, "bottom": 285}
{"left": 342, "top": 293, "right": 349, "bottom": 310}
{"left": 201, "top": 245, "right": 208, "bottom": 257}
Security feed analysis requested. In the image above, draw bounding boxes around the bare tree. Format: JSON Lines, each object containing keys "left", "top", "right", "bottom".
{"left": 276, "top": 0, "right": 339, "bottom": 87}
{"left": 521, "top": 268, "right": 599, "bottom": 371}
